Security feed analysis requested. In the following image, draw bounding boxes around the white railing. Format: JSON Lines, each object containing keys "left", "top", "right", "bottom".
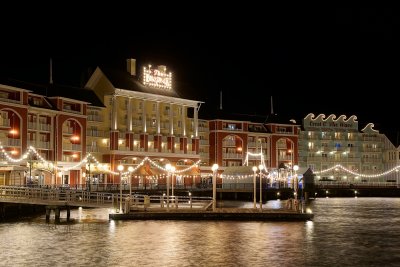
{"left": 0, "top": 186, "right": 117, "bottom": 208}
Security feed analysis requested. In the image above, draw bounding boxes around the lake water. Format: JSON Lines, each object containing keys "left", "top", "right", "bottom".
{"left": 1, "top": 198, "right": 400, "bottom": 267}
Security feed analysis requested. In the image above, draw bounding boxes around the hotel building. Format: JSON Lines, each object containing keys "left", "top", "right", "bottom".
{"left": 84, "top": 59, "right": 202, "bottom": 186}
{"left": 2, "top": 60, "right": 399, "bottom": 188}
{"left": 0, "top": 79, "right": 103, "bottom": 186}
{"left": 206, "top": 113, "right": 299, "bottom": 180}
{"left": 298, "top": 113, "right": 397, "bottom": 183}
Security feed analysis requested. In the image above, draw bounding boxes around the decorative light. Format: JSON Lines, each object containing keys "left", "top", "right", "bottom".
{"left": 117, "top": 165, "right": 124, "bottom": 172}
{"left": 71, "top": 135, "right": 79, "bottom": 141}
{"left": 142, "top": 65, "right": 172, "bottom": 90}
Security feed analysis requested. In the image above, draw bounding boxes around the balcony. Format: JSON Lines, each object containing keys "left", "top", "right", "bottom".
{"left": 39, "top": 123, "right": 51, "bottom": 131}
{"left": 88, "top": 114, "right": 104, "bottom": 122}
{"left": 63, "top": 143, "right": 82, "bottom": 151}
{"left": 0, "top": 118, "right": 10, "bottom": 127}
{"left": 200, "top": 152, "right": 209, "bottom": 158}
{"left": 37, "top": 141, "right": 50, "bottom": 149}
{"left": 222, "top": 140, "right": 236, "bottom": 147}
{"left": 223, "top": 153, "right": 242, "bottom": 159}
{"left": 0, "top": 138, "right": 21, "bottom": 147}
{"left": 200, "top": 140, "right": 209, "bottom": 145}
{"left": 87, "top": 130, "right": 106, "bottom": 137}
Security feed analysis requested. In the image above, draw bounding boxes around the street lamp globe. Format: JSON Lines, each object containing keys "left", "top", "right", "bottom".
{"left": 212, "top": 164, "right": 219, "bottom": 172}
{"left": 165, "top": 163, "right": 171, "bottom": 171}
{"left": 258, "top": 164, "right": 264, "bottom": 171}
{"left": 117, "top": 165, "right": 124, "bottom": 172}
{"left": 293, "top": 165, "right": 299, "bottom": 172}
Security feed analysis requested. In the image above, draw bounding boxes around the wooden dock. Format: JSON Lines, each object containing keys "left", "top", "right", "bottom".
{"left": 109, "top": 208, "right": 313, "bottom": 221}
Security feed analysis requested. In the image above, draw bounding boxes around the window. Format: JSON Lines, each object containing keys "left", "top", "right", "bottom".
{"left": 228, "top": 124, "right": 236, "bottom": 130}
{"left": 308, "top": 142, "right": 314, "bottom": 150}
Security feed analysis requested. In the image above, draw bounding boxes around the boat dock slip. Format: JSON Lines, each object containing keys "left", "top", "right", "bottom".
{"left": 109, "top": 194, "right": 314, "bottom": 221}
{"left": 109, "top": 208, "right": 313, "bottom": 221}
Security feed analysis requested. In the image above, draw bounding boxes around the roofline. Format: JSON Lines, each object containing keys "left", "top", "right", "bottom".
{"left": 114, "top": 88, "right": 203, "bottom": 107}
{"left": 48, "top": 96, "right": 91, "bottom": 105}
{"left": 0, "top": 83, "right": 32, "bottom": 93}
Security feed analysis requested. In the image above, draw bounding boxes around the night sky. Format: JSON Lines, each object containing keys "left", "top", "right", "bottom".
{"left": 1, "top": 8, "right": 399, "bottom": 144}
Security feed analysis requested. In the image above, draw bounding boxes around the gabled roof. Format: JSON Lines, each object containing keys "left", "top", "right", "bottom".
{"left": 0, "top": 78, "right": 104, "bottom": 108}
{"left": 98, "top": 66, "right": 200, "bottom": 101}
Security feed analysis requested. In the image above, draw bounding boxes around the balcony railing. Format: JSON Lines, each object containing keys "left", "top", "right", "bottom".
{"left": 63, "top": 143, "right": 82, "bottom": 151}
{"left": 0, "top": 138, "right": 21, "bottom": 147}
{"left": 88, "top": 114, "right": 104, "bottom": 122}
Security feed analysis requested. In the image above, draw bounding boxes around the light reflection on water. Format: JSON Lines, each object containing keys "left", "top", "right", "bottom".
{"left": 1, "top": 198, "right": 400, "bottom": 266}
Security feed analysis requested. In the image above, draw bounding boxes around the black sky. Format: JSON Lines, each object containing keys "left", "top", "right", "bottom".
{"left": 1, "top": 7, "right": 399, "bottom": 144}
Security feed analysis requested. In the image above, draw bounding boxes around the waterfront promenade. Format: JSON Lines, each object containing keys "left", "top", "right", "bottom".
{"left": 0, "top": 185, "right": 312, "bottom": 221}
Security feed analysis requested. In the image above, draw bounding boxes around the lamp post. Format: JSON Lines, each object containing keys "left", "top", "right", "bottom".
{"left": 58, "top": 171, "right": 63, "bottom": 188}
{"left": 293, "top": 165, "right": 299, "bottom": 212}
{"left": 211, "top": 164, "right": 219, "bottom": 211}
{"left": 87, "top": 157, "right": 92, "bottom": 192}
{"left": 117, "top": 164, "right": 124, "bottom": 213}
{"left": 171, "top": 166, "right": 176, "bottom": 197}
{"left": 293, "top": 165, "right": 299, "bottom": 201}
{"left": 165, "top": 163, "right": 171, "bottom": 210}
{"left": 128, "top": 166, "right": 134, "bottom": 197}
{"left": 258, "top": 164, "right": 264, "bottom": 210}
{"left": 252, "top": 166, "right": 257, "bottom": 209}
{"left": 82, "top": 172, "right": 86, "bottom": 190}
{"left": 29, "top": 152, "right": 32, "bottom": 185}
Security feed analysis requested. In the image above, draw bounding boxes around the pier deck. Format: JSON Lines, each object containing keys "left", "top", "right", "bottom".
{"left": 109, "top": 207, "right": 313, "bottom": 221}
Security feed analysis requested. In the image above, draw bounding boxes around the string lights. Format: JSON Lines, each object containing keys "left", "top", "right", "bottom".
{"left": 313, "top": 164, "right": 400, "bottom": 178}
{"left": 0, "top": 145, "right": 201, "bottom": 177}
{"left": 4, "top": 146, "right": 399, "bottom": 180}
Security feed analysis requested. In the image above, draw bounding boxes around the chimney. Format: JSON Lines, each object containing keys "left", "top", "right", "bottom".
{"left": 126, "top": 58, "right": 136, "bottom": 76}
{"left": 271, "top": 96, "right": 274, "bottom": 114}
{"left": 50, "top": 58, "right": 53, "bottom": 84}
{"left": 220, "top": 91, "right": 223, "bottom": 110}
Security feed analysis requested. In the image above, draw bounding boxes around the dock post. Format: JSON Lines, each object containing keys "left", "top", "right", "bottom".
{"left": 55, "top": 208, "right": 60, "bottom": 223}
{"left": 45, "top": 208, "right": 51, "bottom": 222}
{"left": 66, "top": 207, "right": 70, "bottom": 222}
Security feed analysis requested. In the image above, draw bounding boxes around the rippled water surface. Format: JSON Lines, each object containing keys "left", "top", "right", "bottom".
{"left": 1, "top": 198, "right": 400, "bottom": 267}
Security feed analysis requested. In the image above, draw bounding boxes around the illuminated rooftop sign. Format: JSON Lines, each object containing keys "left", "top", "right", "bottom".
{"left": 303, "top": 113, "right": 358, "bottom": 131}
{"left": 142, "top": 65, "right": 172, "bottom": 90}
